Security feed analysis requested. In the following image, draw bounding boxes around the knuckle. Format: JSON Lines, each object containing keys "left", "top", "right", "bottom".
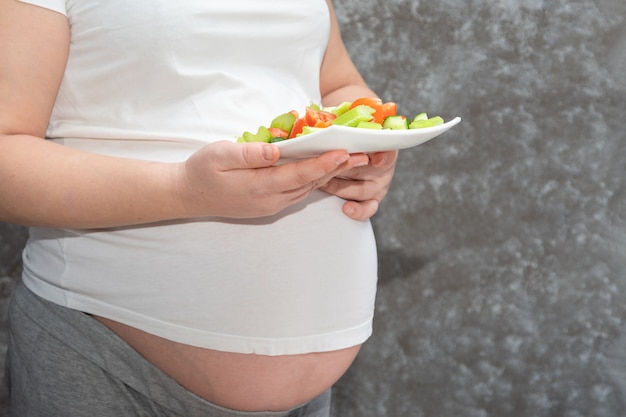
{"left": 294, "top": 169, "right": 314, "bottom": 187}
{"left": 239, "top": 144, "right": 255, "bottom": 166}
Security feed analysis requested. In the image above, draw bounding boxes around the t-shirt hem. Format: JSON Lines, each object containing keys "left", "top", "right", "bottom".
{"left": 22, "top": 277, "right": 373, "bottom": 356}
{"left": 17, "top": 0, "right": 67, "bottom": 16}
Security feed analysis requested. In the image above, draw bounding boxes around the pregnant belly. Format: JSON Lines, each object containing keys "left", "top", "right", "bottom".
{"left": 94, "top": 316, "right": 362, "bottom": 412}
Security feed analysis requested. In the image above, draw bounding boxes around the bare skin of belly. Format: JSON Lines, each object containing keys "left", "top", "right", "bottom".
{"left": 94, "top": 316, "right": 361, "bottom": 412}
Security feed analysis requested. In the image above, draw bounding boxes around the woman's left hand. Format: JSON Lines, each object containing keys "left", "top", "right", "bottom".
{"left": 321, "top": 150, "right": 398, "bottom": 220}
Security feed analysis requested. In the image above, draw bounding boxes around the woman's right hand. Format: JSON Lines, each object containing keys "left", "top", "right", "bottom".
{"left": 177, "top": 140, "right": 363, "bottom": 219}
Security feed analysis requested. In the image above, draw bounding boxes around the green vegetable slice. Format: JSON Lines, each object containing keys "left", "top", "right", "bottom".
{"left": 270, "top": 112, "right": 296, "bottom": 136}
{"left": 356, "top": 121, "right": 383, "bottom": 129}
{"left": 332, "top": 105, "right": 375, "bottom": 127}
{"left": 409, "top": 116, "right": 444, "bottom": 129}
{"left": 382, "top": 115, "right": 409, "bottom": 130}
{"left": 327, "top": 101, "right": 352, "bottom": 117}
{"left": 300, "top": 126, "right": 325, "bottom": 136}
{"left": 412, "top": 112, "right": 428, "bottom": 122}
{"left": 237, "top": 126, "right": 272, "bottom": 143}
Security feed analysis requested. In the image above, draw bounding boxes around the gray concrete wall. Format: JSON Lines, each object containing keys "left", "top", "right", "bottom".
{"left": 1, "top": 0, "right": 625, "bottom": 415}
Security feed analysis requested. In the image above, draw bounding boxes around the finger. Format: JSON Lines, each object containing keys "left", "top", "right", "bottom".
{"left": 368, "top": 150, "right": 398, "bottom": 168}
{"left": 320, "top": 153, "right": 370, "bottom": 182}
{"left": 275, "top": 150, "right": 350, "bottom": 191}
{"left": 342, "top": 199, "right": 380, "bottom": 221}
{"left": 335, "top": 151, "right": 397, "bottom": 181}
{"left": 210, "top": 141, "right": 280, "bottom": 170}
{"left": 347, "top": 153, "right": 370, "bottom": 168}
{"left": 320, "top": 177, "right": 370, "bottom": 201}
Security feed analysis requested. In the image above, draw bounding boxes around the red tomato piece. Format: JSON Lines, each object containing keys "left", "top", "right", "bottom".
{"left": 268, "top": 127, "right": 288, "bottom": 139}
{"left": 350, "top": 97, "right": 383, "bottom": 109}
{"left": 305, "top": 107, "right": 336, "bottom": 128}
{"left": 289, "top": 117, "right": 307, "bottom": 138}
{"left": 350, "top": 97, "right": 397, "bottom": 124}
{"left": 380, "top": 102, "right": 397, "bottom": 121}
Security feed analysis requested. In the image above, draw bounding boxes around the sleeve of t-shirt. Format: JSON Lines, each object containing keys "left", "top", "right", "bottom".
{"left": 17, "top": 0, "right": 67, "bottom": 16}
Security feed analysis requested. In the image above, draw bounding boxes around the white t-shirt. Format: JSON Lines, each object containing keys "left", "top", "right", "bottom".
{"left": 18, "top": 0, "right": 378, "bottom": 356}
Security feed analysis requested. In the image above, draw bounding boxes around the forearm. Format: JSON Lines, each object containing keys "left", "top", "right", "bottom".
{"left": 321, "top": 84, "right": 378, "bottom": 107}
{"left": 0, "top": 134, "right": 364, "bottom": 228}
{"left": 0, "top": 135, "right": 184, "bottom": 229}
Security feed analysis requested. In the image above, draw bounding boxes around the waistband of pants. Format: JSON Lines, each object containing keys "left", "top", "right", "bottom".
{"left": 9, "top": 282, "right": 330, "bottom": 417}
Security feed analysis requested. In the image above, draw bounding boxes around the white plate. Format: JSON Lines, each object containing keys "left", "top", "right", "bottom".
{"left": 275, "top": 116, "right": 461, "bottom": 160}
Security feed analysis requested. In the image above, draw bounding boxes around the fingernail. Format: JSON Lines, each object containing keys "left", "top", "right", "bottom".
{"left": 262, "top": 144, "right": 277, "bottom": 161}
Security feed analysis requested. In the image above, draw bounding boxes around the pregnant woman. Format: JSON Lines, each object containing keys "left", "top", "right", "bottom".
{"left": 0, "top": 1, "right": 397, "bottom": 416}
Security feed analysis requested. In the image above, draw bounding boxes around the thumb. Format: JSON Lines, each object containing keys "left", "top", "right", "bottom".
{"left": 213, "top": 141, "right": 280, "bottom": 170}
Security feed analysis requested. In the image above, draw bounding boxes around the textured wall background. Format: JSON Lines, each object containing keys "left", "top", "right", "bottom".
{"left": 331, "top": 0, "right": 626, "bottom": 416}
{"left": 1, "top": 0, "right": 625, "bottom": 416}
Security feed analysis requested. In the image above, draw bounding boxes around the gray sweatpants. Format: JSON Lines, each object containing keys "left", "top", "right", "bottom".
{"left": 6, "top": 283, "right": 331, "bottom": 417}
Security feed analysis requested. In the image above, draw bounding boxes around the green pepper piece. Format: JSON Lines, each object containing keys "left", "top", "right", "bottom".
{"left": 332, "top": 105, "right": 375, "bottom": 127}
{"left": 270, "top": 112, "right": 296, "bottom": 136}
{"left": 237, "top": 125, "right": 272, "bottom": 143}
